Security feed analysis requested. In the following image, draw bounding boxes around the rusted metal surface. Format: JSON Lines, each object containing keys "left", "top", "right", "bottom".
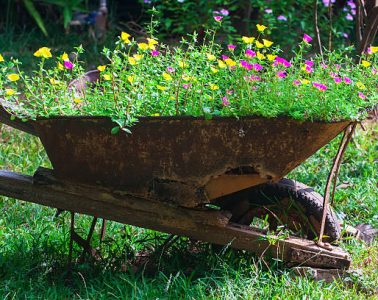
{"left": 33, "top": 116, "right": 350, "bottom": 205}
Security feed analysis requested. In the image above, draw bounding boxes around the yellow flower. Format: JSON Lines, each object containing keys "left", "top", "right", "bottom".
{"left": 218, "top": 60, "right": 227, "bottom": 68}
{"left": 210, "top": 67, "right": 219, "bottom": 73}
{"left": 61, "top": 52, "right": 69, "bottom": 61}
{"left": 242, "top": 36, "right": 255, "bottom": 44}
{"left": 361, "top": 60, "right": 371, "bottom": 67}
{"left": 301, "top": 79, "right": 310, "bottom": 85}
{"left": 356, "top": 81, "right": 366, "bottom": 89}
{"left": 34, "top": 47, "right": 52, "bottom": 58}
{"left": 7, "top": 74, "right": 20, "bottom": 82}
{"left": 256, "top": 52, "right": 265, "bottom": 60}
{"left": 178, "top": 61, "right": 187, "bottom": 68}
{"left": 133, "top": 54, "right": 144, "bottom": 61}
{"left": 138, "top": 43, "right": 149, "bottom": 51}
{"left": 162, "top": 72, "right": 172, "bottom": 81}
{"left": 5, "top": 88, "right": 16, "bottom": 96}
{"left": 128, "top": 57, "right": 137, "bottom": 65}
{"left": 157, "top": 85, "right": 168, "bottom": 91}
{"left": 49, "top": 78, "right": 60, "bottom": 85}
{"left": 267, "top": 54, "right": 277, "bottom": 61}
{"left": 121, "top": 32, "right": 131, "bottom": 43}
{"left": 73, "top": 98, "right": 82, "bottom": 104}
{"left": 127, "top": 75, "right": 134, "bottom": 84}
{"left": 256, "top": 24, "right": 267, "bottom": 32}
{"left": 152, "top": 113, "right": 160, "bottom": 116}
{"left": 0, "top": 54, "right": 4, "bottom": 62}
{"left": 57, "top": 62, "right": 64, "bottom": 70}
{"left": 209, "top": 84, "right": 219, "bottom": 90}
{"left": 369, "top": 46, "right": 378, "bottom": 54}
{"left": 206, "top": 53, "right": 216, "bottom": 61}
{"left": 263, "top": 39, "right": 273, "bottom": 47}
{"left": 147, "top": 38, "right": 158, "bottom": 49}
{"left": 182, "top": 75, "right": 190, "bottom": 81}
{"left": 225, "top": 58, "right": 236, "bottom": 67}
{"left": 103, "top": 74, "right": 111, "bottom": 81}
{"left": 255, "top": 40, "right": 264, "bottom": 48}
{"left": 97, "top": 65, "right": 106, "bottom": 72}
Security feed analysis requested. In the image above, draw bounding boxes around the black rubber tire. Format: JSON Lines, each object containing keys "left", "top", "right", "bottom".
{"left": 214, "top": 178, "right": 341, "bottom": 242}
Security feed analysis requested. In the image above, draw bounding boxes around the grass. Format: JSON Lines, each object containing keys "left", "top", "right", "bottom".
{"left": 0, "top": 121, "right": 377, "bottom": 299}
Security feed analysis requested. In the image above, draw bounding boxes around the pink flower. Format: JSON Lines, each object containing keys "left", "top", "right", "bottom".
{"left": 274, "top": 57, "right": 291, "bottom": 68}
{"left": 151, "top": 50, "right": 160, "bottom": 56}
{"left": 329, "top": 72, "right": 337, "bottom": 78}
{"left": 293, "top": 79, "right": 301, "bottom": 86}
{"left": 227, "top": 44, "right": 236, "bottom": 51}
{"left": 303, "top": 34, "right": 312, "bottom": 43}
{"left": 334, "top": 77, "right": 342, "bottom": 84}
{"left": 335, "top": 64, "right": 341, "bottom": 71}
{"left": 167, "top": 66, "right": 175, "bottom": 73}
{"left": 214, "top": 16, "right": 223, "bottom": 22}
{"left": 346, "top": 13, "right": 353, "bottom": 21}
{"left": 372, "top": 68, "right": 377, "bottom": 75}
{"left": 305, "top": 60, "right": 314, "bottom": 67}
{"left": 265, "top": 8, "right": 273, "bottom": 14}
{"left": 305, "top": 65, "right": 313, "bottom": 73}
{"left": 245, "top": 49, "right": 256, "bottom": 58}
{"left": 253, "top": 63, "right": 263, "bottom": 71}
{"left": 222, "top": 96, "right": 230, "bottom": 106}
{"left": 245, "top": 75, "right": 261, "bottom": 82}
{"left": 64, "top": 60, "right": 74, "bottom": 69}
{"left": 277, "top": 15, "right": 287, "bottom": 21}
{"left": 358, "top": 91, "right": 366, "bottom": 99}
{"left": 321, "top": 63, "right": 328, "bottom": 69}
{"left": 182, "top": 83, "right": 192, "bottom": 89}
{"left": 226, "top": 89, "right": 233, "bottom": 95}
{"left": 276, "top": 70, "right": 287, "bottom": 78}
{"left": 240, "top": 60, "right": 253, "bottom": 70}
{"left": 222, "top": 55, "right": 229, "bottom": 60}
{"left": 344, "top": 77, "right": 352, "bottom": 84}
{"left": 220, "top": 9, "right": 229, "bottom": 16}
{"left": 313, "top": 82, "right": 327, "bottom": 91}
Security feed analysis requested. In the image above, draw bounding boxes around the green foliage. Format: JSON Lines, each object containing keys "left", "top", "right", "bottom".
{"left": 22, "top": 0, "right": 49, "bottom": 36}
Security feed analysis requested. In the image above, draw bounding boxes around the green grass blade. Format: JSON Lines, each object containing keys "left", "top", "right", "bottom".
{"left": 22, "top": 0, "right": 48, "bottom": 36}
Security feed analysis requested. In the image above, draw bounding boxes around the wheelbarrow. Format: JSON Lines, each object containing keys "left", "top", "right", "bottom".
{"left": 0, "top": 90, "right": 357, "bottom": 272}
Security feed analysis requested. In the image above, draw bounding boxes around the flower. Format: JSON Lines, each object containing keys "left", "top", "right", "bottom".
{"left": 255, "top": 41, "right": 264, "bottom": 48}
{"left": 277, "top": 15, "right": 287, "bottom": 21}
{"left": 222, "top": 55, "right": 229, "bottom": 61}
{"left": 103, "top": 74, "right": 111, "bottom": 80}
{"left": 361, "top": 60, "right": 371, "bottom": 67}
{"left": 133, "top": 54, "right": 144, "bottom": 61}
{"left": 61, "top": 52, "right": 69, "bottom": 61}
{"left": 356, "top": 81, "right": 366, "bottom": 89}
{"left": 302, "top": 65, "right": 313, "bottom": 73}
{"left": 253, "top": 63, "right": 263, "bottom": 71}
{"left": 267, "top": 54, "right": 277, "bottom": 61}
{"left": 303, "top": 34, "right": 312, "bottom": 43}
{"left": 7, "top": 74, "right": 20, "bottom": 81}
{"left": 245, "top": 49, "right": 256, "bottom": 58}
{"left": 313, "top": 82, "right": 327, "bottom": 91}
{"left": 73, "top": 98, "right": 82, "bottom": 104}
{"left": 242, "top": 36, "right": 255, "bottom": 44}
{"left": 301, "top": 79, "right": 310, "bottom": 85}
{"left": 151, "top": 50, "right": 160, "bottom": 57}
{"left": 321, "top": 63, "right": 328, "bottom": 69}
{"left": 263, "top": 39, "right": 273, "bottom": 47}
{"left": 57, "top": 62, "right": 64, "bottom": 70}
{"left": 322, "top": 0, "right": 335, "bottom": 7}
{"left": 293, "top": 79, "right": 301, "bottom": 86}
{"left": 182, "top": 83, "right": 192, "bottom": 89}
{"left": 162, "top": 72, "right": 172, "bottom": 81}
{"left": 222, "top": 96, "right": 230, "bottom": 106}
{"left": 34, "top": 47, "right": 52, "bottom": 58}
{"left": 64, "top": 60, "right": 74, "bottom": 69}
{"left": 240, "top": 60, "right": 252, "bottom": 70}
{"left": 274, "top": 56, "right": 291, "bottom": 67}
{"left": 0, "top": 54, "right": 4, "bottom": 62}
{"left": 178, "top": 61, "right": 187, "bottom": 68}
{"left": 226, "top": 89, "right": 233, "bottom": 94}
{"left": 121, "top": 32, "right": 131, "bottom": 43}
{"left": 225, "top": 58, "right": 236, "bottom": 67}
{"left": 346, "top": 13, "right": 353, "bottom": 21}
{"left": 218, "top": 60, "right": 227, "bottom": 68}
{"left": 256, "top": 52, "right": 265, "bottom": 60}
{"left": 127, "top": 75, "right": 134, "bottom": 84}
{"left": 276, "top": 70, "right": 286, "bottom": 78}
{"left": 97, "top": 65, "right": 106, "bottom": 72}
{"left": 227, "top": 44, "right": 236, "bottom": 51}
{"left": 368, "top": 46, "right": 378, "bottom": 54}
{"left": 334, "top": 77, "right": 342, "bottom": 84}
{"left": 265, "top": 9, "right": 273, "bottom": 14}
{"left": 358, "top": 91, "right": 366, "bottom": 99}
{"left": 49, "top": 78, "right": 60, "bottom": 85}
{"left": 220, "top": 9, "right": 229, "bottom": 16}
{"left": 211, "top": 67, "right": 218, "bottom": 73}
{"left": 214, "top": 16, "right": 223, "bottom": 22}
{"left": 245, "top": 75, "right": 261, "bottom": 81}
{"left": 157, "top": 85, "right": 168, "bottom": 91}
{"left": 206, "top": 53, "right": 216, "bottom": 61}
{"left": 147, "top": 38, "right": 158, "bottom": 49}
{"left": 5, "top": 88, "right": 16, "bottom": 96}
{"left": 256, "top": 24, "right": 267, "bottom": 32}
{"left": 138, "top": 43, "right": 149, "bottom": 51}
{"left": 344, "top": 77, "right": 352, "bottom": 84}
{"left": 128, "top": 57, "right": 137, "bottom": 65}
{"left": 209, "top": 84, "right": 219, "bottom": 90}
{"left": 167, "top": 66, "right": 175, "bottom": 73}
{"left": 305, "top": 60, "right": 314, "bottom": 67}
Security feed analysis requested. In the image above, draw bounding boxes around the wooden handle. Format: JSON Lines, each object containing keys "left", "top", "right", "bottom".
{"left": 0, "top": 106, "right": 37, "bottom": 136}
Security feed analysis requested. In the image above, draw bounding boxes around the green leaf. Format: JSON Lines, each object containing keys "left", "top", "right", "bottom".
{"left": 111, "top": 126, "right": 120, "bottom": 135}
{"left": 22, "top": 0, "right": 48, "bottom": 36}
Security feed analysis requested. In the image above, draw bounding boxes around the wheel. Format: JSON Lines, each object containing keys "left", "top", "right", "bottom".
{"left": 213, "top": 178, "right": 341, "bottom": 242}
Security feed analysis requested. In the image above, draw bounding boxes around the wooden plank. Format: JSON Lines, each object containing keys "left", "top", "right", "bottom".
{"left": 0, "top": 169, "right": 351, "bottom": 269}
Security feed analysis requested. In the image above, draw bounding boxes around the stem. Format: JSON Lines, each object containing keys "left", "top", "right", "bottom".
{"left": 314, "top": 0, "right": 323, "bottom": 56}
{"left": 328, "top": 0, "right": 333, "bottom": 51}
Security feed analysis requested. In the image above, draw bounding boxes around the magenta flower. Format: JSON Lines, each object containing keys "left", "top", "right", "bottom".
{"left": 293, "top": 79, "right": 301, "bottom": 86}
{"left": 344, "top": 77, "right": 352, "bottom": 84}
{"left": 64, "top": 60, "right": 73, "bottom": 69}
{"left": 305, "top": 60, "right": 314, "bottom": 67}
{"left": 167, "top": 66, "right": 175, "bottom": 73}
{"left": 240, "top": 60, "right": 253, "bottom": 70}
{"left": 220, "top": 9, "right": 229, "bottom": 16}
{"left": 303, "top": 34, "right": 312, "bottom": 43}
{"left": 277, "top": 15, "right": 287, "bottom": 21}
{"left": 321, "top": 63, "right": 328, "bottom": 69}
{"left": 182, "top": 83, "right": 192, "bottom": 89}
{"left": 245, "top": 75, "right": 261, "bottom": 82}
{"left": 276, "top": 70, "right": 287, "bottom": 78}
{"left": 335, "top": 64, "right": 341, "bottom": 71}
{"left": 346, "top": 13, "right": 353, "bottom": 21}
{"left": 222, "top": 96, "right": 230, "bottom": 106}
{"left": 342, "top": 33, "right": 349, "bottom": 39}
{"left": 334, "top": 77, "right": 342, "bottom": 84}
{"left": 253, "top": 63, "right": 263, "bottom": 71}
{"left": 265, "top": 8, "right": 273, "bottom": 14}
{"left": 372, "top": 68, "right": 377, "bottom": 75}
{"left": 214, "top": 16, "right": 223, "bottom": 22}
{"left": 227, "top": 44, "right": 236, "bottom": 51}
{"left": 313, "top": 82, "right": 327, "bottom": 91}
{"left": 329, "top": 72, "right": 337, "bottom": 78}
{"left": 358, "top": 92, "right": 366, "bottom": 99}
{"left": 322, "top": 0, "right": 335, "bottom": 7}
{"left": 245, "top": 49, "right": 256, "bottom": 58}
{"left": 274, "top": 57, "right": 291, "bottom": 68}
{"left": 305, "top": 65, "right": 313, "bottom": 73}
{"left": 151, "top": 50, "right": 160, "bottom": 56}
{"left": 226, "top": 89, "right": 233, "bottom": 95}
{"left": 222, "top": 55, "right": 229, "bottom": 60}
{"left": 347, "top": 1, "right": 356, "bottom": 9}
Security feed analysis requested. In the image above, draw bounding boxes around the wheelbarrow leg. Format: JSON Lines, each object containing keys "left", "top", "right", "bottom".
{"left": 100, "top": 219, "right": 107, "bottom": 242}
